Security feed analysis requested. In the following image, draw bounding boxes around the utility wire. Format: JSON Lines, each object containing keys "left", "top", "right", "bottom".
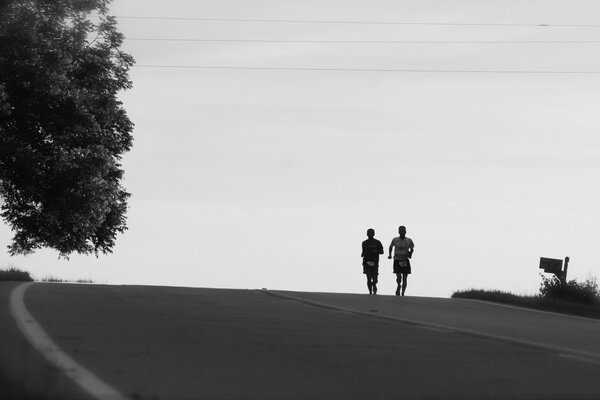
{"left": 126, "top": 38, "right": 600, "bottom": 44}
{"left": 111, "top": 16, "right": 600, "bottom": 27}
{"left": 134, "top": 65, "right": 600, "bottom": 74}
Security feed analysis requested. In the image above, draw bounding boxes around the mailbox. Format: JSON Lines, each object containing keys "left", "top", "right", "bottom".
{"left": 539, "top": 257, "right": 563, "bottom": 274}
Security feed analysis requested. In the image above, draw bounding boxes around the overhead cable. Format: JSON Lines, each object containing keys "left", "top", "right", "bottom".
{"left": 134, "top": 65, "right": 600, "bottom": 74}
{"left": 126, "top": 38, "right": 600, "bottom": 44}
{"left": 110, "top": 16, "right": 600, "bottom": 28}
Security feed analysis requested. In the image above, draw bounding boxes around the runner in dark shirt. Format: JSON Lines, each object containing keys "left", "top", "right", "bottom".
{"left": 361, "top": 228, "right": 384, "bottom": 295}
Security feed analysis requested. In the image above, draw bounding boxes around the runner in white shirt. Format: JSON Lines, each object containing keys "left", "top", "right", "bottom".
{"left": 388, "top": 226, "right": 415, "bottom": 296}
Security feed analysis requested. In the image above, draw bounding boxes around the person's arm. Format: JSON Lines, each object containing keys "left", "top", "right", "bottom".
{"left": 408, "top": 240, "right": 414, "bottom": 259}
{"left": 388, "top": 239, "right": 394, "bottom": 259}
{"left": 378, "top": 241, "right": 384, "bottom": 255}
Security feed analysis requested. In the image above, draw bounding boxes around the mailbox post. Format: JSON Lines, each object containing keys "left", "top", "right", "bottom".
{"left": 539, "top": 256, "right": 570, "bottom": 284}
{"left": 563, "top": 256, "right": 570, "bottom": 283}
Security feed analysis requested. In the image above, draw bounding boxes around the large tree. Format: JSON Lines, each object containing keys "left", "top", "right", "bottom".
{"left": 0, "top": 0, "right": 134, "bottom": 257}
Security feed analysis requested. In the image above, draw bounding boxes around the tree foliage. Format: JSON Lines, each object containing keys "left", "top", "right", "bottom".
{"left": 0, "top": 0, "right": 134, "bottom": 257}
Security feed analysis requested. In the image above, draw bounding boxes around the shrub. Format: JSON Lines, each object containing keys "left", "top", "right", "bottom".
{"left": 539, "top": 274, "right": 600, "bottom": 305}
{"left": 0, "top": 267, "right": 33, "bottom": 282}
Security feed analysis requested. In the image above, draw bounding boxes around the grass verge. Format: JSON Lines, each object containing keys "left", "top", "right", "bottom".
{"left": 452, "top": 289, "right": 600, "bottom": 320}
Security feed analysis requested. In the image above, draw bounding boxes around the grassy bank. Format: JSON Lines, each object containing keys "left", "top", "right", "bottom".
{"left": 452, "top": 289, "right": 600, "bottom": 320}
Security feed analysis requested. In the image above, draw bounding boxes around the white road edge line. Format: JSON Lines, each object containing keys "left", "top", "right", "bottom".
{"left": 263, "top": 289, "right": 600, "bottom": 365}
{"left": 9, "top": 282, "right": 131, "bottom": 400}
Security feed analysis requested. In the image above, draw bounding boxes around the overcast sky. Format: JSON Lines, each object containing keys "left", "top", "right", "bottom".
{"left": 2, "top": 0, "right": 600, "bottom": 297}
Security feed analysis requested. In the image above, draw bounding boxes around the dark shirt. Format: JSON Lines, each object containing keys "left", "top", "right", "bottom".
{"left": 361, "top": 238, "right": 384, "bottom": 265}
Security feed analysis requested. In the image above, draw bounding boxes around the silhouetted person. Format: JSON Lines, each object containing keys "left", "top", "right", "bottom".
{"left": 388, "top": 226, "right": 415, "bottom": 296}
{"left": 361, "top": 228, "right": 384, "bottom": 294}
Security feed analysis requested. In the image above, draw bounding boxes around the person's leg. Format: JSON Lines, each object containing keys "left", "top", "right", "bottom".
{"left": 372, "top": 273, "right": 378, "bottom": 294}
{"left": 366, "top": 273, "right": 373, "bottom": 294}
{"left": 395, "top": 273, "right": 402, "bottom": 296}
{"left": 401, "top": 273, "right": 408, "bottom": 296}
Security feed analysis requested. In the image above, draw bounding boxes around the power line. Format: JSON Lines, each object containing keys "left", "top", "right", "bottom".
{"left": 111, "top": 16, "right": 600, "bottom": 28}
{"left": 126, "top": 38, "right": 600, "bottom": 44}
{"left": 134, "top": 65, "right": 600, "bottom": 74}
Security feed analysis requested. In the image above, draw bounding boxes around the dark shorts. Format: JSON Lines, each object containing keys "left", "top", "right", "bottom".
{"left": 393, "top": 259, "right": 411, "bottom": 274}
{"left": 363, "top": 262, "right": 379, "bottom": 276}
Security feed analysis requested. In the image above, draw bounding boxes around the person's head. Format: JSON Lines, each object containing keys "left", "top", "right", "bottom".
{"left": 398, "top": 226, "right": 406, "bottom": 238}
{"left": 367, "top": 228, "right": 375, "bottom": 238}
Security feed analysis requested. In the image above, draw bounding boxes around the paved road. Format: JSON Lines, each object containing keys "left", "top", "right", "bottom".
{"left": 274, "top": 290, "right": 600, "bottom": 360}
{"left": 7, "top": 283, "right": 600, "bottom": 399}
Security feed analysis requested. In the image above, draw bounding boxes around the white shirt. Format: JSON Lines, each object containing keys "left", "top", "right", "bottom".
{"left": 390, "top": 236, "right": 414, "bottom": 260}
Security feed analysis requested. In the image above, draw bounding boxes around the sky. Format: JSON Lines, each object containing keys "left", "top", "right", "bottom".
{"left": 2, "top": 0, "right": 600, "bottom": 298}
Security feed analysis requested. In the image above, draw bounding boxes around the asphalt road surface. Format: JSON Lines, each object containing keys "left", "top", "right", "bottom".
{"left": 4, "top": 283, "right": 600, "bottom": 399}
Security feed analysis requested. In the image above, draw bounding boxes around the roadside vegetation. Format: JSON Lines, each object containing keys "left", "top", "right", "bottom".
{"left": 0, "top": 267, "right": 33, "bottom": 282}
{"left": 0, "top": 267, "right": 94, "bottom": 284}
{"left": 452, "top": 275, "right": 600, "bottom": 319}
{"left": 40, "top": 276, "right": 94, "bottom": 283}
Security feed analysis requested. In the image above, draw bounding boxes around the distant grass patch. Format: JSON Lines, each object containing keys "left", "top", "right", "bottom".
{"left": 0, "top": 268, "right": 33, "bottom": 282}
{"left": 40, "top": 276, "right": 69, "bottom": 283}
{"left": 40, "top": 276, "right": 93, "bottom": 283}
